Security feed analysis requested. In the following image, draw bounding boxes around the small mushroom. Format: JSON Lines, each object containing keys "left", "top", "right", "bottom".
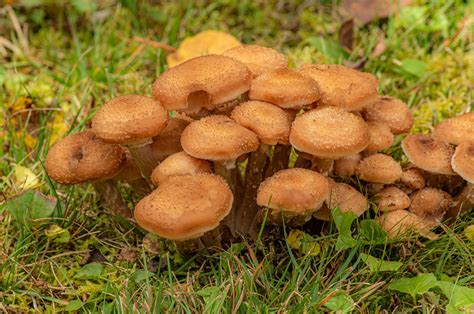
{"left": 222, "top": 45, "right": 288, "bottom": 77}
{"left": 256, "top": 168, "right": 329, "bottom": 226}
{"left": 365, "top": 121, "right": 394, "bottom": 152}
{"left": 298, "top": 64, "right": 379, "bottom": 111}
{"left": 432, "top": 112, "right": 474, "bottom": 145}
{"left": 113, "top": 151, "right": 150, "bottom": 197}
{"left": 451, "top": 141, "right": 474, "bottom": 183}
{"left": 45, "top": 131, "right": 129, "bottom": 217}
{"left": 376, "top": 186, "right": 411, "bottom": 212}
{"left": 150, "top": 151, "right": 212, "bottom": 186}
{"left": 92, "top": 95, "right": 168, "bottom": 179}
{"left": 401, "top": 134, "right": 456, "bottom": 175}
{"left": 363, "top": 96, "right": 413, "bottom": 134}
{"left": 249, "top": 68, "right": 320, "bottom": 109}
{"left": 446, "top": 183, "right": 473, "bottom": 218}
{"left": 152, "top": 55, "right": 252, "bottom": 116}
{"left": 376, "top": 210, "right": 437, "bottom": 240}
{"left": 400, "top": 167, "right": 426, "bottom": 190}
{"left": 409, "top": 188, "right": 452, "bottom": 226}
{"left": 333, "top": 154, "right": 362, "bottom": 177}
{"left": 134, "top": 174, "right": 233, "bottom": 254}
{"left": 356, "top": 153, "right": 403, "bottom": 184}
{"left": 150, "top": 115, "right": 192, "bottom": 162}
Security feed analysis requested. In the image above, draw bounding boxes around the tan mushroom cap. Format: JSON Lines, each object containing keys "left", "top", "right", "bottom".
{"left": 451, "top": 141, "right": 474, "bottom": 183}
{"left": 92, "top": 95, "right": 168, "bottom": 144}
{"left": 409, "top": 188, "right": 452, "bottom": 223}
{"left": 375, "top": 210, "right": 436, "bottom": 240}
{"left": 290, "top": 107, "right": 369, "bottom": 159}
{"left": 366, "top": 122, "right": 394, "bottom": 152}
{"left": 249, "top": 68, "right": 320, "bottom": 109}
{"left": 356, "top": 153, "right": 403, "bottom": 184}
{"left": 113, "top": 150, "right": 142, "bottom": 182}
{"left": 400, "top": 167, "right": 426, "bottom": 190}
{"left": 134, "top": 174, "right": 233, "bottom": 240}
{"left": 222, "top": 45, "right": 288, "bottom": 77}
{"left": 257, "top": 168, "right": 329, "bottom": 214}
{"left": 181, "top": 115, "right": 259, "bottom": 161}
{"left": 150, "top": 152, "right": 212, "bottom": 186}
{"left": 151, "top": 116, "right": 192, "bottom": 162}
{"left": 401, "top": 134, "right": 456, "bottom": 175}
{"left": 333, "top": 154, "right": 362, "bottom": 176}
{"left": 152, "top": 55, "right": 252, "bottom": 114}
{"left": 376, "top": 186, "right": 411, "bottom": 212}
{"left": 324, "top": 180, "right": 368, "bottom": 217}
{"left": 432, "top": 112, "right": 474, "bottom": 145}
{"left": 298, "top": 64, "right": 379, "bottom": 111}
{"left": 46, "top": 131, "right": 126, "bottom": 184}
{"left": 362, "top": 96, "right": 413, "bottom": 134}
{"left": 230, "top": 100, "right": 294, "bottom": 145}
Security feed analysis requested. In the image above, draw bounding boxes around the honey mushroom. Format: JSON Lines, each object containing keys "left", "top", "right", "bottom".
{"left": 333, "top": 154, "right": 362, "bottom": 177}
{"left": 400, "top": 167, "right": 426, "bottom": 190}
{"left": 432, "top": 112, "right": 474, "bottom": 145}
{"left": 409, "top": 188, "right": 452, "bottom": 227}
{"left": 150, "top": 115, "right": 192, "bottom": 162}
{"left": 376, "top": 210, "right": 438, "bottom": 240}
{"left": 356, "top": 153, "right": 403, "bottom": 184}
{"left": 451, "top": 141, "right": 474, "bottom": 183}
{"left": 376, "top": 186, "right": 411, "bottom": 212}
{"left": 45, "top": 131, "right": 130, "bottom": 217}
{"left": 365, "top": 122, "right": 394, "bottom": 153}
{"left": 363, "top": 96, "right": 414, "bottom": 134}
{"left": 134, "top": 174, "right": 233, "bottom": 255}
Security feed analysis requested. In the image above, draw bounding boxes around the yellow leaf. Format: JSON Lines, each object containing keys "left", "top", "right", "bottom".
{"left": 13, "top": 165, "right": 40, "bottom": 191}
{"left": 47, "top": 113, "right": 69, "bottom": 145}
{"left": 465, "top": 225, "right": 474, "bottom": 242}
{"left": 167, "top": 30, "right": 241, "bottom": 67}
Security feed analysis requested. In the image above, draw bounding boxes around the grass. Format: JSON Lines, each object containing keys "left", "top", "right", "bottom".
{"left": 1, "top": 0, "right": 473, "bottom": 312}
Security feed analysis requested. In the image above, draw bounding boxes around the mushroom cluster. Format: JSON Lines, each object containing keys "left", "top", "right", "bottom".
{"left": 45, "top": 45, "right": 473, "bottom": 254}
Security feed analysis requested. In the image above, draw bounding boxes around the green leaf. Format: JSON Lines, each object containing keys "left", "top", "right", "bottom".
{"left": 71, "top": 0, "right": 97, "bottom": 13}
{"left": 6, "top": 190, "right": 56, "bottom": 226}
{"left": 399, "top": 59, "right": 428, "bottom": 78}
{"left": 305, "top": 37, "right": 348, "bottom": 62}
{"left": 324, "top": 291, "right": 355, "bottom": 313}
{"left": 75, "top": 263, "right": 103, "bottom": 280}
{"left": 464, "top": 225, "right": 474, "bottom": 242}
{"left": 44, "top": 224, "right": 71, "bottom": 243}
{"left": 332, "top": 207, "right": 358, "bottom": 250}
{"left": 65, "top": 300, "right": 83, "bottom": 312}
{"left": 438, "top": 281, "right": 474, "bottom": 313}
{"left": 359, "top": 219, "right": 388, "bottom": 244}
{"left": 287, "top": 230, "right": 320, "bottom": 256}
{"left": 395, "top": 7, "right": 426, "bottom": 30}
{"left": 388, "top": 273, "right": 438, "bottom": 298}
{"left": 228, "top": 243, "right": 245, "bottom": 255}
{"left": 130, "top": 270, "right": 154, "bottom": 283}
{"left": 360, "top": 253, "right": 402, "bottom": 273}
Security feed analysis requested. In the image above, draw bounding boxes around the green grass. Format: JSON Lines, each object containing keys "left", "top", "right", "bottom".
{"left": 1, "top": 0, "right": 473, "bottom": 312}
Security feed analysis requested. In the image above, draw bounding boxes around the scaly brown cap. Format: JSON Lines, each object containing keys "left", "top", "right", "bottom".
{"left": 409, "top": 188, "right": 452, "bottom": 223}
{"left": 401, "top": 134, "right": 455, "bottom": 175}
{"left": 152, "top": 55, "right": 252, "bottom": 114}
{"left": 362, "top": 96, "right": 413, "bottom": 134}
{"left": 222, "top": 45, "right": 288, "bottom": 77}
{"left": 150, "top": 116, "right": 192, "bottom": 162}
{"left": 432, "top": 112, "right": 474, "bottom": 145}
{"left": 290, "top": 106, "right": 370, "bottom": 159}
{"left": 400, "top": 167, "right": 426, "bottom": 190}
{"left": 249, "top": 68, "right": 320, "bottom": 109}
{"left": 181, "top": 115, "right": 259, "bottom": 161}
{"left": 366, "top": 122, "right": 394, "bottom": 152}
{"left": 451, "top": 141, "right": 474, "bottom": 183}
{"left": 298, "top": 64, "right": 379, "bottom": 111}
{"left": 134, "top": 174, "right": 233, "bottom": 240}
{"left": 326, "top": 180, "right": 368, "bottom": 216}
{"left": 375, "top": 210, "right": 436, "bottom": 240}
{"left": 92, "top": 95, "right": 168, "bottom": 144}
{"left": 150, "top": 152, "right": 212, "bottom": 186}
{"left": 333, "top": 154, "right": 362, "bottom": 176}
{"left": 376, "top": 186, "right": 411, "bottom": 212}
{"left": 230, "top": 100, "right": 294, "bottom": 145}
{"left": 356, "top": 153, "right": 403, "bottom": 184}
{"left": 46, "top": 131, "right": 126, "bottom": 184}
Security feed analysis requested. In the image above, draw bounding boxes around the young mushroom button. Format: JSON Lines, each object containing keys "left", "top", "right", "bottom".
{"left": 409, "top": 188, "right": 452, "bottom": 227}
{"left": 432, "top": 112, "right": 474, "bottom": 145}
{"left": 376, "top": 210, "right": 437, "bottom": 240}
{"left": 362, "top": 96, "right": 414, "bottom": 134}
{"left": 376, "top": 186, "right": 411, "bottom": 212}
{"left": 356, "top": 154, "right": 403, "bottom": 184}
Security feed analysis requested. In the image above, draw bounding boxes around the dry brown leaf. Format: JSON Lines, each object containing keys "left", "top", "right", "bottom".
{"left": 167, "top": 30, "right": 241, "bottom": 67}
{"left": 339, "top": 19, "right": 354, "bottom": 50}
{"left": 341, "top": 0, "right": 412, "bottom": 25}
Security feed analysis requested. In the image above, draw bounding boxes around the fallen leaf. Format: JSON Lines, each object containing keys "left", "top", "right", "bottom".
{"left": 388, "top": 273, "right": 438, "bottom": 299}
{"left": 13, "top": 165, "right": 40, "bottom": 190}
{"left": 360, "top": 253, "right": 402, "bottom": 273}
{"left": 47, "top": 113, "right": 69, "bottom": 145}
{"left": 341, "top": 0, "right": 412, "bottom": 25}
{"left": 371, "top": 34, "right": 387, "bottom": 57}
{"left": 6, "top": 190, "right": 56, "bottom": 226}
{"left": 167, "top": 30, "right": 241, "bottom": 67}
{"left": 324, "top": 291, "right": 355, "bottom": 313}
{"left": 75, "top": 263, "right": 103, "bottom": 280}
{"left": 118, "top": 247, "right": 138, "bottom": 263}
{"left": 339, "top": 19, "right": 354, "bottom": 51}
{"left": 44, "top": 224, "right": 71, "bottom": 243}
{"left": 464, "top": 225, "right": 474, "bottom": 242}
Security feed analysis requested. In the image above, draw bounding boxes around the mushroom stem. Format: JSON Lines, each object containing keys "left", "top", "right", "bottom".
{"left": 310, "top": 157, "right": 334, "bottom": 175}
{"left": 294, "top": 154, "right": 312, "bottom": 169}
{"left": 127, "top": 140, "right": 158, "bottom": 180}
{"left": 128, "top": 178, "right": 151, "bottom": 197}
{"left": 92, "top": 180, "right": 131, "bottom": 218}
{"left": 235, "top": 144, "right": 269, "bottom": 237}
{"left": 446, "top": 183, "right": 473, "bottom": 218}
{"left": 213, "top": 161, "right": 240, "bottom": 237}
{"left": 265, "top": 144, "right": 291, "bottom": 178}
{"left": 174, "top": 238, "right": 205, "bottom": 256}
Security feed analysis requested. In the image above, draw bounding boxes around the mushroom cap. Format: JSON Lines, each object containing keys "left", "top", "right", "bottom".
{"left": 150, "top": 116, "right": 192, "bottom": 162}
{"left": 113, "top": 150, "right": 142, "bottom": 182}
{"left": 362, "top": 96, "right": 413, "bottom": 134}
{"left": 366, "top": 121, "right": 394, "bottom": 152}
{"left": 249, "top": 68, "right": 320, "bottom": 109}
{"left": 298, "top": 64, "right": 379, "bottom": 111}
{"left": 409, "top": 187, "right": 452, "bottom": 222}
{"left": 356, "top": 153, "right": 403, "bottom": 184}
{"left": 230, "top": 100, "right": 294, "bottom": 145}
{"left": 376, "top": 186, "right": 411, "bottom": 212}
{"left": 152, "top": 55, "right": 252, "bottom": 114}
{"left": 432, "top": 112, "right": 474, "bottom": 145}
{"left": 134, "top": 174, "right": 233, "bottom": 240}
{"left": 290, "top": 107, "right": 370, "bottom": 159}
{"left": 375, "top": 210, "right": 435, "bottom": 240}
{"left": 333, "top": 154, "right": 362, "bottom": 176}
{"left": 45, "top": 131, "right": 126, "bottom": 184}
{"left": 181, "top": 115, "right": 259, "bottom": 161}
{"left": 325, "top": 180, "right": 368, "bottom": 216}
{"left": 451, "top": 141, "right": 474, "bottom": 183}
{"left": 257, "top": 168, "right": 329, "bottom": 214}
{"left": 222, "top": 45, "right": 288, "bottom": 77}
{"left": 401, "top": 134, "right": 456, "bottom": 175}
{"left": 400, "top": 167, "right": 426, "bottom": 190}
{"left": 92, "top": 95, "right": 168, "bottom": 144}
{"left": 150, "top": 151, "right": 212, "bottom": 186}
